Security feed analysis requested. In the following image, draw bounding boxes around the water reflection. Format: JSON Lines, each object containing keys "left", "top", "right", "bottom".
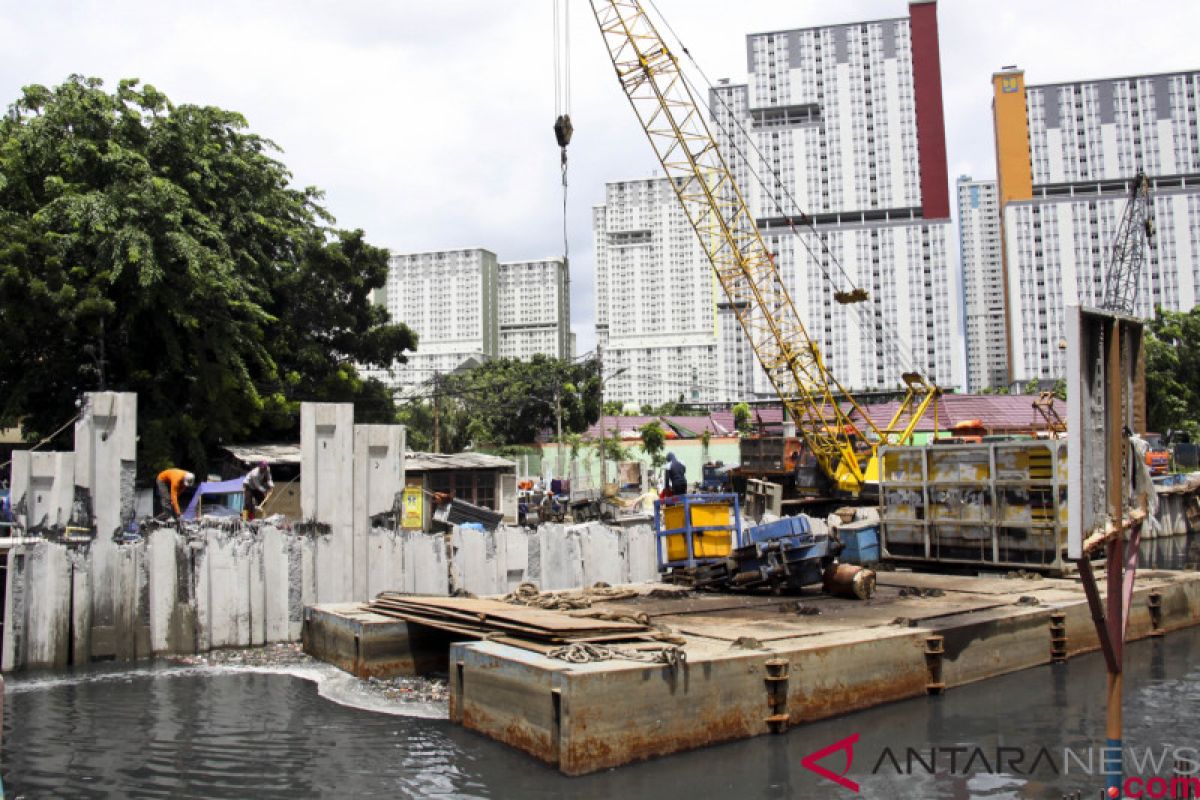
{"left": 1138, "top": 532, "right": 1200, "bottom": 571}
{"left": 2, "top": 600, "right": 1199, "bottom": 798}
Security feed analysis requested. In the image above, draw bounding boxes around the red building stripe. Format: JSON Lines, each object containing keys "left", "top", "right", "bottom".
{"left": 908, "top": 0, "right": 950, "bottom": 220}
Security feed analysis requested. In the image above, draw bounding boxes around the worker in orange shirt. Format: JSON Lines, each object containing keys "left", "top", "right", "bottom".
{"left": 156, "top": 468, "right": 195, "bottom": 521}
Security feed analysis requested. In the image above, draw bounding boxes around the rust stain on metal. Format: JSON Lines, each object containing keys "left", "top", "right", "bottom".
{"left": 560, "top": 705, "right": 761, "bottom": 775}
{"left": 461, "top": 706, "right": 558, "bottom": 766}
{"left": 786, "top": 658, "right": 928, "bottom": 723}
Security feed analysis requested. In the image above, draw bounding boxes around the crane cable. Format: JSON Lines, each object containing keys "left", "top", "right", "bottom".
{"left": 553, "top": 0, "right": 573, "bottom": 263}
{"left": 642, "top": 0, "right": 917, "bottom": 377}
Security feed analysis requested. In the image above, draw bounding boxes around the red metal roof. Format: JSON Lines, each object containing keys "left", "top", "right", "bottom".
{"left": 567, "top": 394, "right": 1059, "bottom": 442}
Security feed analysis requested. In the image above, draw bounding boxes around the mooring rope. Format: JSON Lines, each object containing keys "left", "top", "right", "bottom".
{"left": 547, "top": 641, "right": 686, "bottom": 668}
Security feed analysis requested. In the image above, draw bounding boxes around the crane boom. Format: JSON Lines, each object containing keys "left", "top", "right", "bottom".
{"left": 1100, "top": 171, "right": 1154, "bottom": 315}
{"left": 589, "top": 0, "right": 937, "bottom": 494}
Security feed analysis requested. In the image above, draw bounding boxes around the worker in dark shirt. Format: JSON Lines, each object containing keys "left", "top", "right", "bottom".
{"left": 664, "top": 452, "right": 687, "bottom": 497}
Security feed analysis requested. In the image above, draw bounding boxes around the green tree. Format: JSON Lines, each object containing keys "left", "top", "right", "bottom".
{"left": 594, "top": 430, "right": 629, "bottom": 465}
{"left": 1146, "top": 307, "right": 1200, "bottom": 438}
{"left": 0, "top": 76, "right": 415, "bottom": 472}
{"left": 732, "top": 402, "right": 753, "bottom": 435}
{"left": 433, "top": 355, "right": 601, "bottom": 447}
{"left": 638, "top": 421, "right": 667, "bottom": 471}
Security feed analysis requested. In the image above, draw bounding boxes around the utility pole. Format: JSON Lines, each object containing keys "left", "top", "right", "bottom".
{"left": 555, "top": 385, "right": 564, "bottom": 480}
{"left": 598, "top": 344, "right": 607, "bottom": 487}
{"left": 432, "top": 372, "right": 441, "bottom": 454}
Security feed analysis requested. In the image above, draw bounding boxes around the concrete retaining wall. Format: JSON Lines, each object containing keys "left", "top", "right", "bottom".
{"left": 0, "top": 520, "right": 658, "bottom": 671}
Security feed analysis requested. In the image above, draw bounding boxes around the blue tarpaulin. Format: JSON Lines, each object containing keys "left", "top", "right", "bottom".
{"left": 182, "top": 477, "right": 245, "bottom": 520}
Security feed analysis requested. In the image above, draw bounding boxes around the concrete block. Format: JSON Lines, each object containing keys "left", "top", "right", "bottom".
{"left": 74, "top": 391, "right": 137, "bottom": 539}
{"left": 147, "top": 528, "right": 196, "bottom": 655}
{"left": 404, "top": 530, "right": 449, "bottom": 596}
{"left": 247, "top": 533, "right": 266, "bottom": 646}
{"left": 314, "top": 530, "right": 351, "bottom": 605}
{"left": 87, "top": 542, "right": 119, "bottom": 659}
{"left": 576, "top": 523, "right": 621, "bottom": 587}
{"left": 10, "top": 451, "right": 75, "bottom": 535}
{"left": 2, "top": 546, "right": 27, "bottom": 670}
{"left": 625, "top": 524, "right": 660, "bottom": 584}
{"left": 302, "top": 403, "right": 354, "bottom": 604}
{"left": 261, "top": 525, "right": 291, "bottom": 642}
{"left": 366, "top": 528, "right": 406, "bottom": 599}
{"left": 108, "top": 543, "right": 147, "bottom": 661}
{"left": 22, "top": 543, "right": 72, "bottom": 669}
{"left": 201, "top": 530, "right": 251, "bottom": 649}
{"left": 451, "top": 526, "right": 506, "bottom": 597}
{"left": 538, "top": 524, "right": 582, "bottom": 591}
{"left": 352, "top": 424, "right": 405, "bottom": 600}
{"left": 287, "top": 534, "right": 309, "bottom": 641}
{"left": 69, "top": 547, "right": 92, "bottom": 664}
{"left": 301, "top": 402, "right": 354, "bottom": 523}
{"left": 75, "top": 391, "right": 137, "bottom": 661}
{"left": 502, "top": 527, "right": 530, "bottom": 591}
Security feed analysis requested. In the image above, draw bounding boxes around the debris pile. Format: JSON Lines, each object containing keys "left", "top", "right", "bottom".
{"left": 365, "top": 675, "right": 449, "bottom": 704}
{"left": 171, "top": 642, "right": 310, "bottom": 668}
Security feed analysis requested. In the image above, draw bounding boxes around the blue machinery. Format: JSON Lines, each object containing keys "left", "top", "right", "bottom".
{"left": 654, "top": 494, "right": 864, "bottom": 595}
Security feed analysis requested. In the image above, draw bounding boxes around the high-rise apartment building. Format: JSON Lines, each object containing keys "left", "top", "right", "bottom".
{"left": 993, "top": 67, "right": 1200, "bottom": 383}
{"left": 592, "top": 178, "right": 731, "bottom": 405}
{"left": 498, "top": 258, "right": 570, "bottom": 360}
{"left": 369, "top": 249, "right": 574, "bottom": 393}
{"left": 592, "top": 1, "right": 963, "bottom": 404}
{"left": 956, "top": 176, "right": 1007, "bottom": 390}
{"left": 377, "top": 248, "right": 499, "bottom": 392}
{"left": 711, "top": 0, "right": 962, "bottom": 391}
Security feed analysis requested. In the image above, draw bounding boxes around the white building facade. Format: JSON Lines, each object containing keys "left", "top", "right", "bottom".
{"left": 712, "top": 1, "right": 962, "bottom": 392}
{"left": 592, "top": 178, "right": 735, "bottom": 405}
{"left": 593, "top": 2, "right": 963, "bottom": 403}
{"left": 956, "top": 176, "right": 1007, "bottom": 391}
{"left": 497, "top": 258, "right": 571, "bottom": 360}
{"left": 376, "top": 248, "right": 499, "bottom": 393}
{"left": 995, "top": 68, "right": 1200, "bottom": 382}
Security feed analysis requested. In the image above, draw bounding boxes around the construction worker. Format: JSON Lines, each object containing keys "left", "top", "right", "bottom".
{"left": 156, "top": 468, "right": 195, "bottom": 520}
{"left": 664, "top": 452, "right": 687, "bottom": 497}
{"left": 243, "top": 460, "right": 274, "bottom": 520}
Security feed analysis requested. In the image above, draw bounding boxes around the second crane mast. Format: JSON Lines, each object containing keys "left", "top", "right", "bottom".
{"left": 588, "top": 0, "right": 938, "bottom": 494}
{"left": 1100, "top": 171, "right": 1154, "bottom": 315}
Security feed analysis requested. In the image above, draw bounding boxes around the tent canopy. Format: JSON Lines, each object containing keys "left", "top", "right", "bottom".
{"left": 182, "top": 476, "right": 245, "bottom": 520}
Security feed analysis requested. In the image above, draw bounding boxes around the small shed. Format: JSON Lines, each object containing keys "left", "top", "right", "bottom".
{"left": 220, "top": 444, "right": 302, "bottom": 519}
{"left": 403, "top": 451, "right": 518, "bottom": 530}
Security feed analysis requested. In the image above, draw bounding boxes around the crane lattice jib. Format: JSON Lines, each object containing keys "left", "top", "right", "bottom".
{"left": 589, "top": 0, "right": 891, "bottom": 487}
{"left": 1101, "top": 172, "right": 1153, "bottom": 315}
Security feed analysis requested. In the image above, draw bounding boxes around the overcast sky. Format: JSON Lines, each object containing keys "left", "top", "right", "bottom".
{"left": 3, "top": 1, "right": 1198, "bottom": 357}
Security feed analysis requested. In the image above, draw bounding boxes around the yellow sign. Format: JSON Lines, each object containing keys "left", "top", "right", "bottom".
{"left": 402, "top": 487, "right": 424, "bottom": 529}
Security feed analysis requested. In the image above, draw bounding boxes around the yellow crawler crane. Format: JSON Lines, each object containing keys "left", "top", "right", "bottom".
{"left": 588, "top": 0, "right": 939, "bottom": 495}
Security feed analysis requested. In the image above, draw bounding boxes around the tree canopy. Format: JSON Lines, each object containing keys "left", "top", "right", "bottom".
{"left": 1146, "top": 306, "right": 1200, "bottom": 438}
{"left": 638, "top": 421, "right": 667, "bottom": 470}
{"left": 0, "top": 76, "right": 416, "bottom": 473}
{"left": 397, "top": 355, "right": 602, "bottom": 451}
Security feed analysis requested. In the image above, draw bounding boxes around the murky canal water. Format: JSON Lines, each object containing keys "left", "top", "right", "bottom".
{"left": 4, "top": 535, "right": 1199, "bottom": 800}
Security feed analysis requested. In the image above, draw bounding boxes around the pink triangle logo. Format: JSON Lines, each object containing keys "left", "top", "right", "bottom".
{"left": 801, "top": 733, "right": 861, "bottom": 792}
